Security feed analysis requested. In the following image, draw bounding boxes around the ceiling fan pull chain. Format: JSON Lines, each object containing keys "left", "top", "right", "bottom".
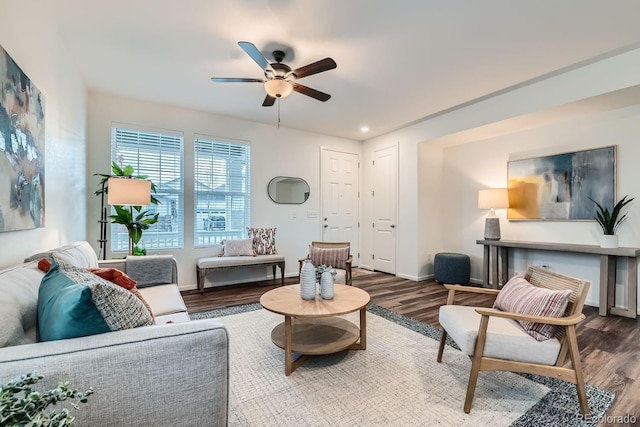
{"left": 277, "top": 98, "right": 281, "bottom": 128}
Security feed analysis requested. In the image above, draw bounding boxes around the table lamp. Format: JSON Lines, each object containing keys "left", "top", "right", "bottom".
{"left": 478, "top": 188, "right": 509, "bottom": 240}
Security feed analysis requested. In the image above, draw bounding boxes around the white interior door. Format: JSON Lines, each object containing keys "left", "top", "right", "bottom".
{"left": 373, "top": 146, "right": 397, "bottom": 274}
{"left": 321, "top": 149, "right": 359, "bottom": 265}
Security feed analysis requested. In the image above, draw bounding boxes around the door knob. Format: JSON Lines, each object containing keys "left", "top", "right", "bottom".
{"left": 390, "top": 224, "right": 396, "bottom": 228}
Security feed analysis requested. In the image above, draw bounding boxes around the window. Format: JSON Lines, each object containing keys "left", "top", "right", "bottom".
{"left": 194, "top": 136, "right": 250, "bottom": 247}
{"left": 111, "top": 125, "right": 184, "bottom": 251}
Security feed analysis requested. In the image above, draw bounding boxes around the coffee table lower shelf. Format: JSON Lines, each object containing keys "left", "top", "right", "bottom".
{"left": 271, "top": 316, "right": 365, "bottom": 375}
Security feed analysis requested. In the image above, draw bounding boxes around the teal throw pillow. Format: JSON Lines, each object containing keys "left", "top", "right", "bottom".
{"left": 38, "top": 261, "right": 154, "bottom": 342}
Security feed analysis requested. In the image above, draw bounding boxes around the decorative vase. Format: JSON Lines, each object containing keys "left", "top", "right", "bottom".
{"left": 599, "top": 234, "right": 619, "bottom": 249}
{"left": 319, "top": 271, "right": 334, "bottom": 299}
{"left": 300, "top": 259, "right": 317, "bottom": 300}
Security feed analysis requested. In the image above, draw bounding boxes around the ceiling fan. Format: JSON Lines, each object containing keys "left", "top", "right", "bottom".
{"left": 211, "top": 41, "right": 337, "bottom": 107}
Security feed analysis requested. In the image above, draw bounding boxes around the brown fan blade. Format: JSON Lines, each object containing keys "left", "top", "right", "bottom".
{"left": 238, "top": 41, "right": 275, "bottom": 74}
{"left": 262, "top": 95, "right": 276, "bottom": 107}
{"left": 211, "top": 77, "right": 265, "bottom": 83}
{"left": 291, "top": 83, "right": 331, "bottom": 102}
{"left": 291, "top": 58, "right": 337, "bottom": 79}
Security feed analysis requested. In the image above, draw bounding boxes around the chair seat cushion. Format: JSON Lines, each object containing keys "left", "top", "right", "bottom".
{"left": 439, "top": 305, "right": 561, "bottom": 365}
{"left": 333, "top": 269, "right": 347, "bottom": 285}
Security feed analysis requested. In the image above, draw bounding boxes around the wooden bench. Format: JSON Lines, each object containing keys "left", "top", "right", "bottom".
{"left": 196, "top": 254, "right": 285, "bottom": 293}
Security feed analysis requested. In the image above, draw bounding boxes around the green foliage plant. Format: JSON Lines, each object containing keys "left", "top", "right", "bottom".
{"left": 315, "top": 264, "right": 337, "bottom": 282}
{"left": 590, "top": 195, "right": 634, "bottom": 235}
{"left": 95, "top": 162, "right": 160, "bottom": 254}
{"left": 1, "top": 372, "right": 93, "bottom": 426}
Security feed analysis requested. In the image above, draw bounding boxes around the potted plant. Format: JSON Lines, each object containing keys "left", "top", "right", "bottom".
{"left": 1, "top": 372, "right": 93, "bottom": 426}
{"left": 95, "top": 162, "right": 160, "bottom": 255}
{"left": 590, "top": 195, "right": 634, "bottom": 248}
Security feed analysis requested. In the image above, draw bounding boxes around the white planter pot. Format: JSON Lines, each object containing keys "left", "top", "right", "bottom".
{"left": 599, "top": 235, "right": 619, "bottom": 248}
{"left": 319, "top": 271, "right": 334, "bottom": 299}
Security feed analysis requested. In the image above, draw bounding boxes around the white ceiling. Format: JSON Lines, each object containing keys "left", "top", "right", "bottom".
{"left": 44, "top": 0, "right": 640, "bottom": 141}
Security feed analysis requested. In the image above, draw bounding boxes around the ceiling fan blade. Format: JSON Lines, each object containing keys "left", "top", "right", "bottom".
{"left": 291, "top": 58, "right": 337, "bottom": 79}
{"left": 291, "top": 83, "right": 331, "bottom": 102}
{"left": 238, "top": 41, "right": 275, "bottom": 74}
{"left": 211, "top": 77, "right": 265, "bottom": 83}
{"left": 262, "top": 95, "right": 276, "bottom": 107}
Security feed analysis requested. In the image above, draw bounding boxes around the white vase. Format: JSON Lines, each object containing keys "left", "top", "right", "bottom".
{"left": 319, "top": 271, "right": 334, "bottom": 299}
{"left": 300, "top": 259, "right": 317, "bottom": 300}
{"left": 599, "top": 235, "right": 619, "bottom": 248}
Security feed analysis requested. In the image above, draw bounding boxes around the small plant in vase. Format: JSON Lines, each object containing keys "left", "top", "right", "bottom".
{"left": 590, "top": 195, "right": 634, "bottom": 248}
{"left": 316, "top": 265, "right": 337, "bottom": 299}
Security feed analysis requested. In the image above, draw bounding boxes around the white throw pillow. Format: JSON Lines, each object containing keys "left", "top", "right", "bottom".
{"left": 222, "top": 239, "right": 256, "bottom": 257}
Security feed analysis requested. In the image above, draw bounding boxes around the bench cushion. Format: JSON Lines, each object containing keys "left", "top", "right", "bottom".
{"left": 197, "top": 254, "right": 284, "bottom": 269}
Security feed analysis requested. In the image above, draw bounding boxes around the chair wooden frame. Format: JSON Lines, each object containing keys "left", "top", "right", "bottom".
{"left": 298, "top": 241, "right": 353, "bottom": 286}
{"left": 436, "top": 266, "right": 591, "bottom": 417}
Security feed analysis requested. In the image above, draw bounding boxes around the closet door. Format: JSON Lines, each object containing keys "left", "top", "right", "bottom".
{"left": 372, "top": 146, "right": 397, "bottom": 274}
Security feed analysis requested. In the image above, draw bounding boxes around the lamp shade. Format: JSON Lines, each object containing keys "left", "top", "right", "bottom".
{"left": 107, "top": 177, "right": 151, "bottom": 206}
{"left": 478, "top": 188, "right": 509, "bottom": 209}
{"left": 264, "top": 78, "right": 293, "bottom": 98}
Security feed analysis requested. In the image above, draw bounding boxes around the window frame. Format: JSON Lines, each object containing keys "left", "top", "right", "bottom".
{"left": 110, "top": 123, "right": 185, "bottom": 252}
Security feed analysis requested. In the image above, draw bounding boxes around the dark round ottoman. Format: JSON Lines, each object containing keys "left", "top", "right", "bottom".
{"left": 434, "top": 252, "right": 470, "bottom": 284}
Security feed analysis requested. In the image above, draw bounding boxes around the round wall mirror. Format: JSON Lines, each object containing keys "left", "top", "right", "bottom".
{"left": 267, "top": 176, "right": 310, "bottom": 204}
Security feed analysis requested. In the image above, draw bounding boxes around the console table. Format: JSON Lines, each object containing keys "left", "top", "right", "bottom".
{"left": 476, "top": 239, "right": 640, "bottom": 319}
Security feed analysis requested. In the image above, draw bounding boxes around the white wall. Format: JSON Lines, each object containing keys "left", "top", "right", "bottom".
{"left": 443, "top": 105, "right": 640, "bottom": 309}
{"left": 361, "top": 46, "right": 640, "bottom": 313}
{"left": 0, "top": 4, "right": 88, "bottom": 269}
{"left": 87, "top": 92, "right": 361, "bottom": 289}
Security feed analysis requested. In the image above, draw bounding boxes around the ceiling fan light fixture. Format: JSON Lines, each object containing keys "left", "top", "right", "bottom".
{"left": 264, "top": 78, "right": 293, "bottom": 98}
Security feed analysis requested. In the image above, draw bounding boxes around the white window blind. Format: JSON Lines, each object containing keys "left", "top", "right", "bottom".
{"left": 194, "top": 136, "right": 250, "bottom": 247}
{"left": 111, "top": 125, "right": 184, "bottom": 251}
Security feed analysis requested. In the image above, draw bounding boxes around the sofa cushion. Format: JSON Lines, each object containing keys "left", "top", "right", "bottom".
{"left": 137, "top": 284, "right": 188, "bottom": 317}
{"left": 0, "top": 262, "right": 44, "bottom": 347}
{"left": 247, "top": 227, "right": 278, "bottom": 255}
{"left": 493, "top": 273, "right": 572, "bottom": 341}
{"left": 24, "top": 241, "right": 99, "bottom": 269}
{"left": 38, "top": 261, "right": 153, "bottom": 342}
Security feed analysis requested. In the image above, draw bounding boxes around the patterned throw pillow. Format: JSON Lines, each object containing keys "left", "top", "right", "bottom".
{"left": 38, "top": 260, "right": 154, "bottom": 341}
{"left": 222, "top": 238, "right": 256, "bottom": 257}
{"left": 309, "top": 246, "right": 349, "bottom": 270}
{"left": 493, "top": 273, "right": 572, "bottom": 341}
{"left": 37, "top": 258, "right": 152, "bottom": 320}
{"left": 247, "top": 227, "right": 278, "bottom": 255}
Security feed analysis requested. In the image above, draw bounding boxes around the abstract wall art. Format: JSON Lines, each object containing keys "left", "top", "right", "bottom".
{"left": 507, "top": 146, "right": 615, "bottom": 221}
{"left": 0, "top": 43, "right": 45, "bottom": 232}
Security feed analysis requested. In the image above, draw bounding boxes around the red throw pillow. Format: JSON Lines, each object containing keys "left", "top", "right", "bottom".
{"left": 87, "top": 267, "right": 138, "bottom": 290}
{"left": 38, "top": 258, "right": 52, "bottom": 272}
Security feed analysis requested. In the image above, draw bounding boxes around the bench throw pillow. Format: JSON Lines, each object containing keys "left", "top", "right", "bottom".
{"left": 221, "top": 238, "right": 256, "bottom": 257}
{"left": 493, "top": 273, "right": 572, "bottom": 341}
{"left": 38, "top": 261, "right": 154, "bottom": 342}
{"left": 247, "top": 227, "right": 277, "bottom": 255}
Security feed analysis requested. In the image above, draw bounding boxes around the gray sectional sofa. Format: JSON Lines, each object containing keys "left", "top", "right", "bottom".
{"left": 0, "top": 241, "right": 229, "bottom": 426}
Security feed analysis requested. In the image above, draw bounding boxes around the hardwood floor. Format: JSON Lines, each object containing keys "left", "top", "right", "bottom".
{"left": 181, "top": 269, "right": 640, "bottom": 425}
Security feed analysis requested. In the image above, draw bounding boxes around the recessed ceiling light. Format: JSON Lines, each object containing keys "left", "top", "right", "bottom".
{"left": 360, "top": 126, "right": 369, "bottom": 132}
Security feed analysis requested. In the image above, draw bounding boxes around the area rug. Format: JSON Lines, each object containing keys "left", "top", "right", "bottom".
{"left": 191, "top": 304, "right": 614, "bottom": 426}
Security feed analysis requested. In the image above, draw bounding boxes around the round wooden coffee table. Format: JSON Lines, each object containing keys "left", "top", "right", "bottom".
{"left": 260, "top": 284, "right": 370, "bottom": 375}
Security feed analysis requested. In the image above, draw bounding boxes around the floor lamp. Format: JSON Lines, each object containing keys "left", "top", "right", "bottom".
{"left": 478, "top": 188, "right": 509, "bottom": 240}
{"left": 107, "top": 177, "right": 152, "bottom": 256}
